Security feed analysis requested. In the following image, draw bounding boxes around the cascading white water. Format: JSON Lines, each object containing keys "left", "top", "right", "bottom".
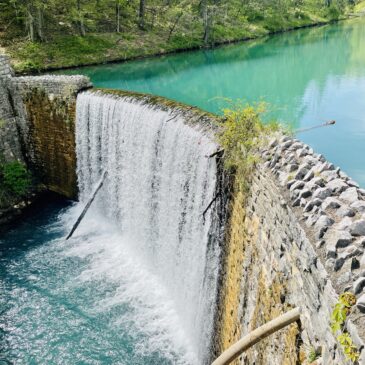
{"left": 75, "top": 91, "right": 221, "bottom": 363}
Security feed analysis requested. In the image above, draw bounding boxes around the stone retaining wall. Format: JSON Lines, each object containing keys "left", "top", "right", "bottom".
{"left": 0, "top": 55, "right": 23, "bottom": 162}
{"left": 215, "top": 136, "right": 365, "bottom": 364}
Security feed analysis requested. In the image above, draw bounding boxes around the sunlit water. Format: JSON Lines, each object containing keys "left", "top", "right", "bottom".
{"left": 1, "top": 204, "right": 199, "bottom": 364}
{"left": 61, "top": 18, "right": 365, "bottom": 186}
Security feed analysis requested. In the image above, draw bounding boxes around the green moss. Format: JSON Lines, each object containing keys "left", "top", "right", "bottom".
{"left": 0, "top": 118, "right": 6, "bottom": 129}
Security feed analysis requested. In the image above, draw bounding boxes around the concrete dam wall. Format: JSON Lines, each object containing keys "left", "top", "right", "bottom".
{"left": 1, "top": 54, "right": 365, "bottom": 364}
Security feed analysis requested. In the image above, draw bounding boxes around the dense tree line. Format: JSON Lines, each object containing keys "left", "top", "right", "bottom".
{"left": 0, "top": 0, "right": 358, "bottom": 44}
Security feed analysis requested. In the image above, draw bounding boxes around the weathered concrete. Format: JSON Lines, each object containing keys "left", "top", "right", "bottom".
{"left": 12, "top": 75, "right": 92, "bottom": 198}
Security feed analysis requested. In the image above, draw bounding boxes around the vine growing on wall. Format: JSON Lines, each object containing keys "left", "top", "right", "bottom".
{"left": 330, "top": 292, "right": 360, "bottom": 363}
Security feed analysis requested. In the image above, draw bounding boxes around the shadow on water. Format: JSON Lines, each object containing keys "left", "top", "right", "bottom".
{"left": 0, "top": 193, "right": 71, "bottom": 259}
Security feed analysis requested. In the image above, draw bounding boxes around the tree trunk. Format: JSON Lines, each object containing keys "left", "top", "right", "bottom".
{"left": 77, "top": 0, "right": 86, "bottom": 36}
{"left": 26, "top": 6, "right": 35, "bottom": 42}
{"left": 116, "top": 1, "right": 120, "bottom": 32}
{"left": 167, "top": 12, "right": 183, "bottom": 41}
{"left": 203, "top": 5, "right": 211, "bottom": 45}
{"left": 36, "top": 6, "right": 44, "bottom": 42}
{"left": 139, "top": 0, "right": 146, "bottom": 29}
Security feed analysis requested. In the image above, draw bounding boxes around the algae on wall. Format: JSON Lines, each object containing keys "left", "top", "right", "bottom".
{"left": 213, "top": 189, "right": 246, "bottom": 364}
{"left": 213, "top": 186, "right": 302, "bottom": 365}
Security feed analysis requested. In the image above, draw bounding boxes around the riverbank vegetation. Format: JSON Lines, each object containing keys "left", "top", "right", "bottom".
{"left": 0, "top": 0, "right": 359, "bottom": 73}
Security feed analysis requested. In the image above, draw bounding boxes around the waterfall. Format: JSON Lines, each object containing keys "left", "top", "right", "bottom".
{"left": 75, "top": 91, "right": 221, "bottom": 363}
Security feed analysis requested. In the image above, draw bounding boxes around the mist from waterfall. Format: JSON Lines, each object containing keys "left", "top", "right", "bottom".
{"left": 75, "top": 91, "right": 221, "bottom": 363}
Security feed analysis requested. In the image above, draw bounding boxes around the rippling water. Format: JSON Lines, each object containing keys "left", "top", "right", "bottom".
{"left": 1, "top": 203, "right": 201, "bottom": 364}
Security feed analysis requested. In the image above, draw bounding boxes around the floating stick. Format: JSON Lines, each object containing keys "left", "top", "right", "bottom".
{"left": 296, "top": 120, "right": 335, "bottom": 134}
{"left": 66, "top": 171, "right": 108, "bottom": 240}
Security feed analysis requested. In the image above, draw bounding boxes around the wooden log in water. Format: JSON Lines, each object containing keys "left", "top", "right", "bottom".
{"left": 66, "top": 171, "right": 108, "bottom": 240}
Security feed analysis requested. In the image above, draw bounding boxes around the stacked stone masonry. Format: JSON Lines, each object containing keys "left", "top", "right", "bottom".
{"left": 0, "top": 55, "right": 23, "bottom": 162}
{"left": 257, "top": 135, "right": 365, "bottom": 363}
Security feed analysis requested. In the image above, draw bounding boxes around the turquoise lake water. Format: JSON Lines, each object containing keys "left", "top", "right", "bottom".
{"left": 62, "top": 17, "right": 365, "bottom": 186}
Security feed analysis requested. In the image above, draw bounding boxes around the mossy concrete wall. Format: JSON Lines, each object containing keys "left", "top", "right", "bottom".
{"left": 11, "top": 76, "right": 92, "bottom": 198}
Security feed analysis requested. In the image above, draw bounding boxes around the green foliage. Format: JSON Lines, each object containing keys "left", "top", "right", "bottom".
{"left": 0, "top": 161, "right": 31, "bottom": 197}
{"left": 326, "top": 4, "right": 342, "bottom": 19}
{"left": 330, "top": 292, "right": 359, "bottom": 363}
{"left": 308, "top": 347, "right": 320, "bottom": 362}
{"left": 218, "top": 101, "right": 279, "bottom": 194}
{"left": 0, "top": 0, "right": 354, "bottom": 72}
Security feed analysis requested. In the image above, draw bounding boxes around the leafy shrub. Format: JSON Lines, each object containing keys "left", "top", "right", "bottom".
{"left": 308, "top": 347, "right": 320, "bottom": 363}
{"left": 219, "top": 101, "right": 279, "bottom": 194}
{"left": 1, "top": 161, "right": 31, "bottom": 197}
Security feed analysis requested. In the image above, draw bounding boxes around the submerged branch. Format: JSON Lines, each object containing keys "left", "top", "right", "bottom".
{"left": 66, "top": 171, "right": 108, "bottom": 240}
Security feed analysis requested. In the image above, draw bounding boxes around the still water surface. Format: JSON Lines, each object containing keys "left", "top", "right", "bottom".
{"left": 63, "top": 18, "right": 365, "bottom": 186}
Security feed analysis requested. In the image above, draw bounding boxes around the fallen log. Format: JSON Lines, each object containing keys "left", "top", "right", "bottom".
{"left": 66, "top": 171, "right": 108, "bottom": 240}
